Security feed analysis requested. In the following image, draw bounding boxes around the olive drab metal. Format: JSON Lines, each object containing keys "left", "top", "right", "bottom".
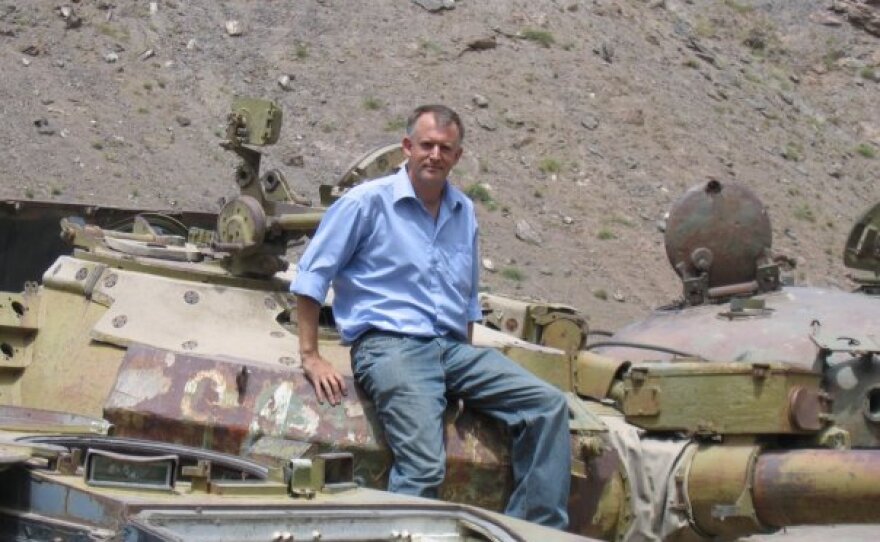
{"left": 1, "top": 99, "right": 880, "bottom": 542}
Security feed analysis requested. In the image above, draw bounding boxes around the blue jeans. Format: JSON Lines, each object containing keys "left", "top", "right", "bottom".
{"left": 351, "top": 332, "right": 570, "bottom": 529}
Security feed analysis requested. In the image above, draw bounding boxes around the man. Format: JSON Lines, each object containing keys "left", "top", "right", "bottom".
{"left": 291, "top": 105, "right": 571, "bottom": 529}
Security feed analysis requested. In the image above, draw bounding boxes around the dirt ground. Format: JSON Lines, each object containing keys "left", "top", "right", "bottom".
{"left": 1, "top": 0, "right": 878, "bottom": 331}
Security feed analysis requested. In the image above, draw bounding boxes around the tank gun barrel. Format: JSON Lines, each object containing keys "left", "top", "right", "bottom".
{"left": 754, "top": 449, "right": 880, "bottom": 527}
{"left": 684, "top": 444, "right": 880, "bottom": 539}
{"left": 268, "top": 212, "right": 325, "bottom": 231}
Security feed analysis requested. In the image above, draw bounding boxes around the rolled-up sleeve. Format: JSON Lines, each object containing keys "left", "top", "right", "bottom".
{"left": 291, "top": 195, "right": 364, "bottom": 303}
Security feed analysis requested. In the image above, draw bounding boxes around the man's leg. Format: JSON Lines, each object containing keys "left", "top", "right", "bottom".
{"left": 441, "top": 339, "right": 571, "bottom": 529}
{"left": 351, "top": 334, "right": 447, "bottom": 498}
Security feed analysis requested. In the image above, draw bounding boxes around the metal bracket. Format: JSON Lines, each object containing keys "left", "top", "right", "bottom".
{"left": 755, "top": 262, "right": 781, "bottom": 292}
{"left": 0, "top": 291, "right": 39, "bottom": 369}
{"left": 289, "top": 452, "right": 357, "bottom": 497}
{"left": 682, "top": 274, "right": 709, "bottom": 306}
{"left": 717, "top": 297, "right": 774, "bottom": 320}
{"left": 182, "top": 459, "right": 211, "bottom": 493}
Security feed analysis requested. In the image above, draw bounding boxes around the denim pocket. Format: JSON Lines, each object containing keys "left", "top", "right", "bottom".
{"left": 351, "top": 334, "right": 403, "bottom": 389}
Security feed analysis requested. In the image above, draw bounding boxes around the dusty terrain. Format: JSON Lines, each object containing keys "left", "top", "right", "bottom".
{"left": 1, "top": 0, "right": 878, "bottom": 331}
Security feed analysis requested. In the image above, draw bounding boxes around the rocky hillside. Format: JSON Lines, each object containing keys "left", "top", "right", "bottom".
{"left": 1, "top": 0, "right": 878, "bottom": 331}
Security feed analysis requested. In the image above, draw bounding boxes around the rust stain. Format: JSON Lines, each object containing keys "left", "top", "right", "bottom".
{"left": 754, "top": 449, "right": 880, "bottom": 527}
{"left": 568, "top": 437, "right": 622, "bottom": 540}
{"left": 103, "top": 344, "right": 537, "bottom": 517}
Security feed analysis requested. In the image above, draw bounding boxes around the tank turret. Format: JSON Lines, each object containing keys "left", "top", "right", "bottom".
{"left": 595, "top": 180, "right": 880, "bottom": 453}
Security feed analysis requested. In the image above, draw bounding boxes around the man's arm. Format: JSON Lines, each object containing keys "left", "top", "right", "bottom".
{"left": 296, "top": 295, "right": 347, "bottom": 406}
{"left": 291, "top": 195, "right": 365, "bottom": 405}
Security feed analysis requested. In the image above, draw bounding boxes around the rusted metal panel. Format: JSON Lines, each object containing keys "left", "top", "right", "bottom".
{"left": 753, "top": 449, "right": 880, "bottom": 527}
{"left": 601, "top": 288, "right": 876, "bottom": 367}
{"left": 105, "top": 344, "right": 373, "bottom": 452}
{"left": 568, "top": 436, "right": 626, "bottom": 541}
{"left": 104, "top": 344, "right": 513, "bottom": 512}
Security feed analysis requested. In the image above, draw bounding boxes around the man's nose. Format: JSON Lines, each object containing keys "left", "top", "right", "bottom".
{"left": 428, "top": 145, "right": 441, "bottom": 159}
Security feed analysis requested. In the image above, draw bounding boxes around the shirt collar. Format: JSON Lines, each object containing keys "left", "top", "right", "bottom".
{"left": 392, "top": 166, "right": 464, "bottom": 211}
{"left": 392, "top": 166, "right": 417, "bottom": 203}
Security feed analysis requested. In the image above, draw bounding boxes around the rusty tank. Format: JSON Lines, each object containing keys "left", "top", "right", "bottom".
{"left": 2, "top": 98, "right": 880, "bottom": 542}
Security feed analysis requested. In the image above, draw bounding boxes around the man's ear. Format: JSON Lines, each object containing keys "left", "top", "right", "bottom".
{"left": 402, "top": 135, "right": 413, "bottom": 158}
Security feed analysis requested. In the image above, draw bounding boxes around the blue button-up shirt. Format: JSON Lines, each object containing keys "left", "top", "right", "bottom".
{"left": 291, "top": 167, "right": 481, "bottom": 343}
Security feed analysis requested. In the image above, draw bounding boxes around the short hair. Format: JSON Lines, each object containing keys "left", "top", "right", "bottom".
{"left": 405, "top": 104, "right": 464, "bottom": 143}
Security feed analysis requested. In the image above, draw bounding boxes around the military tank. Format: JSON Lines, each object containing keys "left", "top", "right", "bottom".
{"left": 2, "top": 98, "right": 880, "bottom": 542}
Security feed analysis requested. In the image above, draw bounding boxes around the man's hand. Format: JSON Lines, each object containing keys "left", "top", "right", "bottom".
{"left": 295, "top": 295, "right": 347, "bottom": 406}
{"left": 301, "top": 351, "right": 347, "bottom": 406}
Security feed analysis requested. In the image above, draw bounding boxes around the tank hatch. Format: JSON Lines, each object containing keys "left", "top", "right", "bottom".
{"left": 665, "top": 180, "right": 780, "bottom": 305}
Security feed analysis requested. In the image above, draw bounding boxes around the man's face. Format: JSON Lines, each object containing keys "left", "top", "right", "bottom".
{"left": 402, "top": 113, "right": 463, "bottom": 189}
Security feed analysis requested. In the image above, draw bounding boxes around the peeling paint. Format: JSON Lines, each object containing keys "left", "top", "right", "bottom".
{"left": 181, "top": 369, "right": 237, "bottom": 421}
{"left": 111, "top": 368, "right": 172, "bottom": 409}
{"left": 344, "top": 401, "right": 364, "bottom": 418}
{"left": 287, "top": 403, "right": 320, "bottom": 435}
{"left": 253, "top": 382, "right": 293, "bottom": 434}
